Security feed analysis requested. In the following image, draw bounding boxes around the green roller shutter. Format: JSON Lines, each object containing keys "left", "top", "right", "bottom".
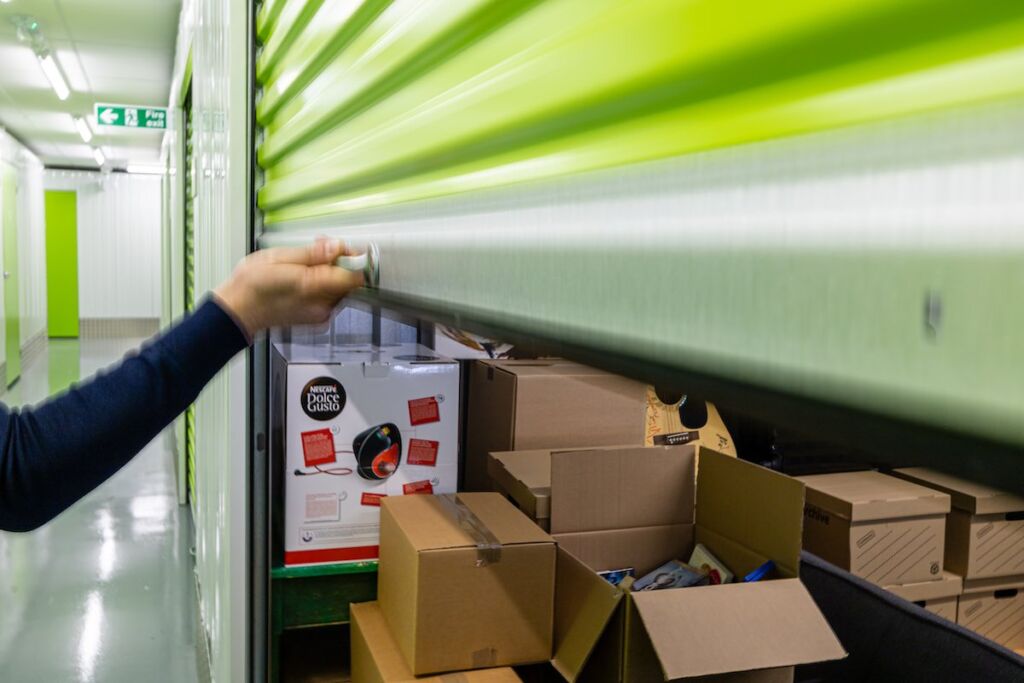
{"left": 254, "top": 2, "right": 1024, "bottom": 456}
{"left": 184, "top": 97, "right": 198, "bottom": 515}
{"left": 256, "top": 0, "right": 1024, "bottom": 225}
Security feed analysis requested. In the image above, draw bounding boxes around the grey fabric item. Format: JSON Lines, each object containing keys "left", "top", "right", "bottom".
{"left": 798, "top": 551, "right": 1024, "bottom": 682}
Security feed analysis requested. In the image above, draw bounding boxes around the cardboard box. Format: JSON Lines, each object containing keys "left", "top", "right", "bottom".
{"left": 351, "top": 601, "right": 521, "bottom": 682}
{"left": 378, "top": 493, "right": 556, "bottom": 675}
{"left": 464, "top": 360, "right": 735, "bottom": 491}
{"left": 958, "top": 576, "right": 1024, "bottom": 649}
{"left": 487, "top": 446, "right": 693, "bottom": 566}
{"left": 273, "top": 343, "right": 460, "bottom": 566}
{"left": 798, "top": 471, "right": 951, "bottom": 585}
{"left": 886, "top": 572, "right": 962, "bottom": 621}
{"left": 551, "top": 448, "right": 846, "bottom": 682}
{"left": 893, "top": 468, "right": 1024, "bottom": 580}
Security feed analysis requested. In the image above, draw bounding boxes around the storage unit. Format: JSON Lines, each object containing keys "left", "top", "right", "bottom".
{"left": 799, "top": 471, "right": 952, "bottom": 585}
{"left": 156, "top": 1, "right": 1024, "bottom": 681}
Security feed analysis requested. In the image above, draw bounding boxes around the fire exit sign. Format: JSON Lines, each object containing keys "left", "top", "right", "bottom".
{"left": 95, "top": 104, "right": 168, "bottom": 129}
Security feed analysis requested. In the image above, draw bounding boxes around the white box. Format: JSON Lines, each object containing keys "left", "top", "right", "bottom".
{"left": 272, "top": 342, "right": 460, "bottom": 566}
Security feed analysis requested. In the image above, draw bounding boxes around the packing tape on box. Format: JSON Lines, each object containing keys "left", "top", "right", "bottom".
{"left": 471, "top": 647, "right": 498, "bottom": 668}
{"left": 437, "top": 494, "right": 503, "bottom": 566}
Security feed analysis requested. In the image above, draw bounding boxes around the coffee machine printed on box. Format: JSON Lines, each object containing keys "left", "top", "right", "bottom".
{"left": 276, "top": 343, "right": 460, "bottom": 567}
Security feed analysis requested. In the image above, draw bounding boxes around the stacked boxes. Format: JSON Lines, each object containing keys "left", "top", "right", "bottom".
{"left": 273, "top": 343, "right": 460, "bottom": 566}
{"left": 894, "top": 468, "right": 1024, "bottom": 648}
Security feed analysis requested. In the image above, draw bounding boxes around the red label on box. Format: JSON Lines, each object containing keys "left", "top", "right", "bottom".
{"left": 403, "top": 480, "right": 434, "bottom": 495}
{"left": 361, "top": 492, "right": 387, "bottom": 507}
{"left": 407, "top": 439, "right": 440, "bottom": 466}
{"left": 301, "top": 429, "right": 336, "bottom": 467}
{"left": 408, "top": 397, "right": 441, "bottom": 425}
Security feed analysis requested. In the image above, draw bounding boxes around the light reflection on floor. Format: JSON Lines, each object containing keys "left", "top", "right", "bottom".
{"left": 0, "top": 337, "right": 202, "bottom": 682}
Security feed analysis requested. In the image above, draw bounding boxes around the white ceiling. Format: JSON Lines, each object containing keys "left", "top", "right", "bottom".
{"left": 0, "top": 0, "right": 181, "bottom": 169}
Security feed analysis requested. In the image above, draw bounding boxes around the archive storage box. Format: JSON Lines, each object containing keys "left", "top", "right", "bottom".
{"left": 272, "top": 343, "right": 460, "bottom": 566}
{"left": 894, "top": 468, "right": 1024, "bottom": 579}
{"left": 378, "top": 493, "right": 556, "bottom": 675}
{"left": 464, "top": 360, "right": 734, "bottom": 491}
{"left": 798, "top": 471, "right": 951, "bottom": 585}
{"left": 886, "top": 571, "right": 962, "bottom": 621}
{"left": 351, "top": 601, "right": 522, "bottom": 682}
{"left": 958, "top": 576, "right": 1024, "bottom": 650}
{"left": 551, "top": 448, "right": 846, "bottom": 682}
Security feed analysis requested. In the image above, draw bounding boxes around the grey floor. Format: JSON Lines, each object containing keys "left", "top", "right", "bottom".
{"left": 0, "top": 337, "right": 202, "bottom": 682}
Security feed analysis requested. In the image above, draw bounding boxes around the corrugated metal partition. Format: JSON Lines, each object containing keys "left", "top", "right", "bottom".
{"left": 255, "top": 3, "right": 1024, "bottom": 470}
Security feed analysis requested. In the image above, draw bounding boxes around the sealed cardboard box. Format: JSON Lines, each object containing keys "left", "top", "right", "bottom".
{"left": 798, "top": 471, "right": 951, "bottom": 585}
{"left": 488, "top": 445, "right": 693, "bottom": 568}
{"left": 893, "top": 468, "right": 1024, "bottom": 579}
{"left": 958, "top": 576, "right": 1024, "bottom": 649}
{"left": 378, "top": 493, "right": 556, "bottom": 675}
{"left": 272, "top": 343, "right": 460, "bottom": 566}
{"left": 551, "top": 448, "right": 846, "bottom": 682}
{"left": 464, "top": 360, "right": 734, "bottom": 491}
{"left": 351, "top": 601, "right": 521, "bottom": 682}
{"left": 886, "top": 572, "right": 962, "bottom": 621}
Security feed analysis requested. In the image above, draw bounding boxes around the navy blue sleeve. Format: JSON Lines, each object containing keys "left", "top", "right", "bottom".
{"left": 0, "top": 297, "right": 249, "bottom": 532}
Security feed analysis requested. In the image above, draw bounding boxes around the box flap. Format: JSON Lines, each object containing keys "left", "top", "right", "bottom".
{"left": 798, "top": 471, "right": 951, "bottom": 522}
{"left": 696, "top": 449, "right": 804, "bottom": 578}
{"left": 382, "top": 493, "right": 553, "bottom": 552}
{"left": 631, "top": 580, "right": 846, "bottom": 679}
{"left": 489, "top": 449, "right": 554, "bottom": 521}
{"left": 894, "top": 468, "right": 1024, "bottom": 515}
{"left": 551, "top": 547, "right": 624, "bottom": 682}
{"left": 550, "top": 446, "right": 694, "bottom": 534}
{"left": 886, "top": 571, "right": 963, "bottom": 602}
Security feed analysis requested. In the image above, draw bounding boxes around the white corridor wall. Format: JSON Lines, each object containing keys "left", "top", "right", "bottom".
{"left": 44, "top": 170, "right": 162, "bottom": 320}
{"left": 0, "top": 128, "right": 47, "bottom": 356}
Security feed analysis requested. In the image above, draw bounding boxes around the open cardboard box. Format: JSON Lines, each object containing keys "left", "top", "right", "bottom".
{"left": 489, "top": 446, "right": 694, "bottom": 570}
{"left": 550, "top": 448, "right": 846, "bottom": 682}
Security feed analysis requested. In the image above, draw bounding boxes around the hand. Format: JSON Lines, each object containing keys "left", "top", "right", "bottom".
{"left": 213, "top": 238, "right": 364, "bottom": 337}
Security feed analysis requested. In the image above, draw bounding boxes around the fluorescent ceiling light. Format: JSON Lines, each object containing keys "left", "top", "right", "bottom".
{"left": 38, "top": 53, "right": 70, "bottom": 101}
{"left": 73, "top": 116, "right": 92, "bottom": 143}
{"left": 92, "top": 148, "right": 106, "bottom": 167}
{"left": 126, "top": 164, "right": 165, "bottom": 175}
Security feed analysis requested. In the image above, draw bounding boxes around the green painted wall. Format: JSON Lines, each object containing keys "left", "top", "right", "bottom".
{"left": 44, "top": 191, "right": 79, "bottom": 338}
{"left": 2, "top": 163, "right": 20, "bottom": 385}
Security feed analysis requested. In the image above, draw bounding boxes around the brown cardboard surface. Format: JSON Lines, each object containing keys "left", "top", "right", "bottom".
{"left": 958, "top": 575, "right": 1024, "bottom": 650}
{"left": 893, "top": 468, "right": 1024, "bottom": 515}
{"left": 464, "top": 360, "right": 648, "bottom": 491}
{"left": 551, "top": 548, "right": 623, "bottom": 683}
{"left": 697, "top": 450, "right": 805, "bottom": 578}
{"left": 384, "top": 493, "right": 553, "bottom": 552}
{"left": 550, "top": 446, "right": 693, "bottom": 534}
{"left": 924, "top": 596, "right": 958, "bottom": 621}
{"left": 797, "top": 471, "right": 951, "bottom": 522}
{"left": 886, "top": 571, "right": 962, "bottom": 602}
{"left": 554, "top": 524, "right": 694, "bottom": 577}
{"left": 378, "top": 493, "right": 556, "bottom": 675}
{"left": 350, "top": 602, "right": 522, "bottom": 683}
{"left": 628, "top": 580, "right": 846, "bottom": 680}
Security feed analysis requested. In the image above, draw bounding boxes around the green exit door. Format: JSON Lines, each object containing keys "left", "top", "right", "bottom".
{"left": 1, "top": 163, "right": 20, "bottom": 387}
